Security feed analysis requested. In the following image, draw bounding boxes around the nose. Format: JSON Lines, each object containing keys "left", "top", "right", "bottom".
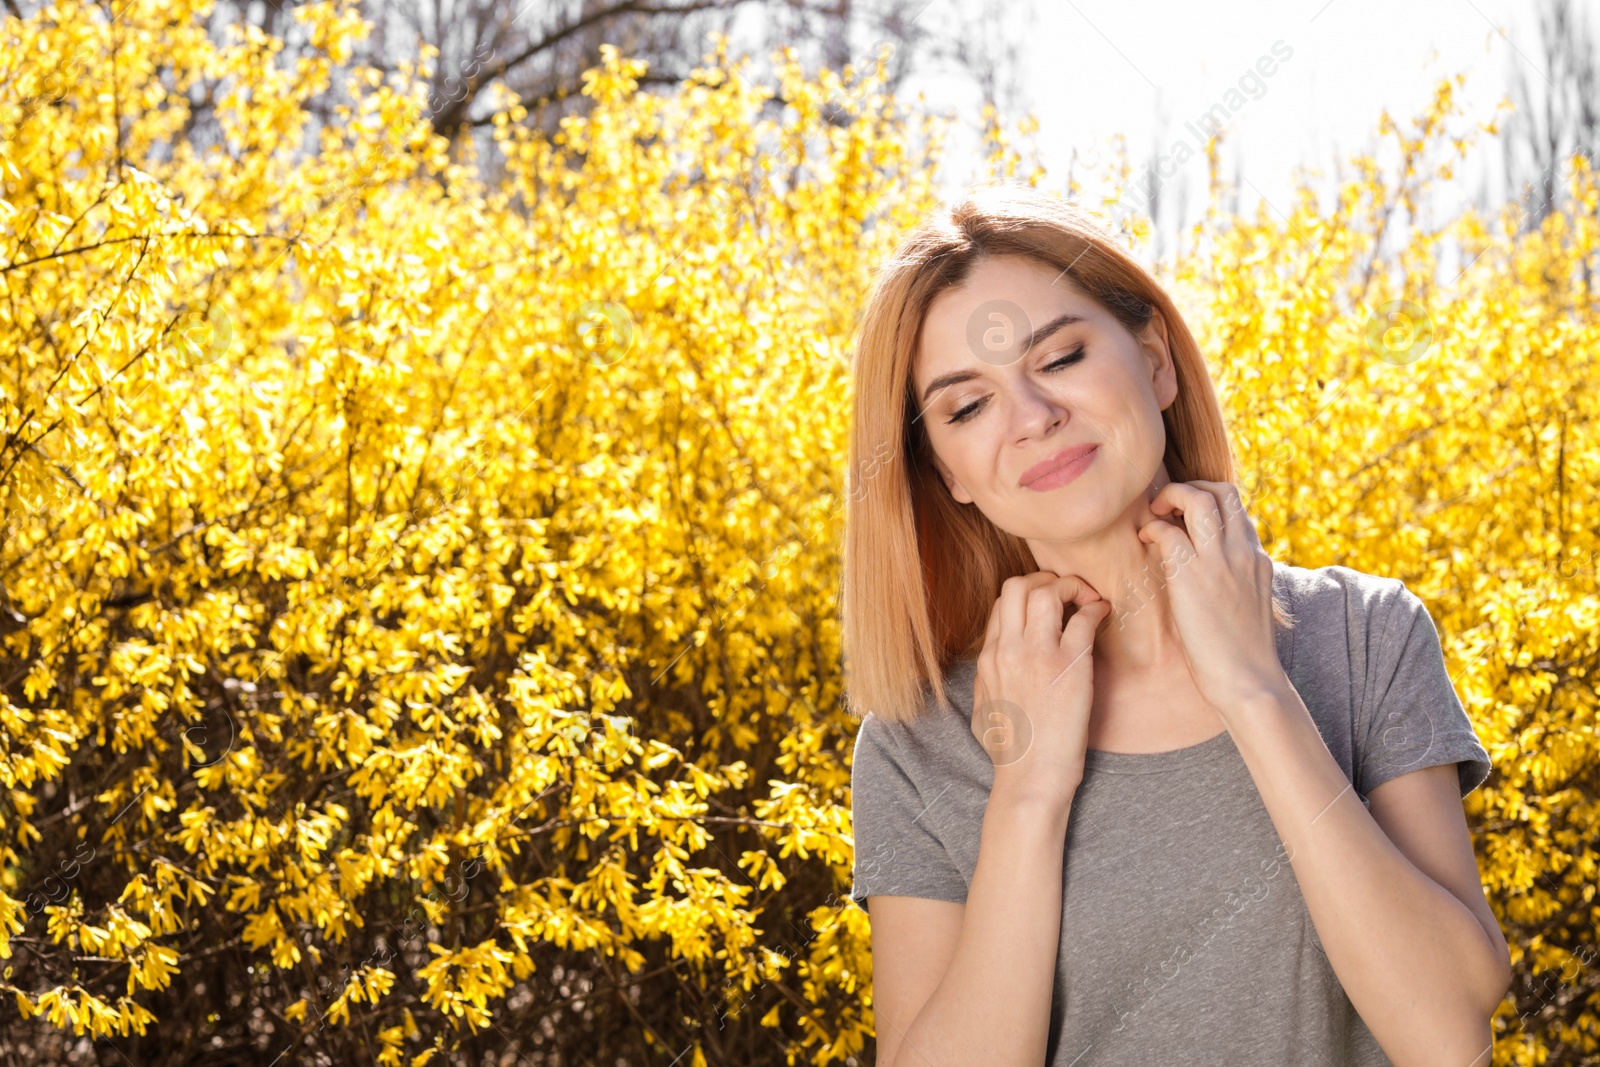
{"left": 1010, "top": 379, "right": 1067, "bottom": 440}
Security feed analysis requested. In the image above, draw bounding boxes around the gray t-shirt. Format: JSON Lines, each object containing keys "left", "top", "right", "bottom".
{"left": 847, "top": 560, "right": 1494, "bottom": 1066}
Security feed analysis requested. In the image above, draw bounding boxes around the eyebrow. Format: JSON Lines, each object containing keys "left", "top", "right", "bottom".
{"left": 919, "top": 312, "right": 1087, "bottom": 403}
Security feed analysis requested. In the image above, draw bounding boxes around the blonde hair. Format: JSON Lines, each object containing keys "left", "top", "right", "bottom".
{"left": 841, "top": 180, "right": 1293, "bottom": 725}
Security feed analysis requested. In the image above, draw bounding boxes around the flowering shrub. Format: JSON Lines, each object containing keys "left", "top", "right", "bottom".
{"left": 1, "top": 0, "right": 1597, "bottom": 1063}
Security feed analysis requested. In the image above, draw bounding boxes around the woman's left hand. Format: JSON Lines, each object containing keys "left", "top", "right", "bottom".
{"left": 1136, "top": 480, "right": 1291, "bottom": 714}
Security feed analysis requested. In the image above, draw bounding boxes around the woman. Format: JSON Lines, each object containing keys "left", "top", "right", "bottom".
{"left": 842, "top": 181, "right": 1510, "bottom": 1067}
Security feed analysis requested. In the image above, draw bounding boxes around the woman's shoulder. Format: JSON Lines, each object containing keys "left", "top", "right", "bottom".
{"left": 852, "top": 657, "right": 984, "bottom": 773}
{"left": 1266, "top": 559, "right": 1439, "bottom": 705}
{"left": 1269, "top": 558, "right": 1414, "bottom": 623}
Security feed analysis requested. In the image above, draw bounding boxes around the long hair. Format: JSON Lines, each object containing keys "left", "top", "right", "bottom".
{"left": 841, "top": 180, "right": 1294, "bottom": 725}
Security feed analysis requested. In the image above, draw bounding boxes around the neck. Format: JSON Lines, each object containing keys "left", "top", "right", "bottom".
{"left": 1025, "top": 474, "right": 1189, "bottom": 676}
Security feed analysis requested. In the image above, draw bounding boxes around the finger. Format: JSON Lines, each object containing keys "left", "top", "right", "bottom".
{"left": 1138, "top": 515, "right": 1196, "bottom": 570}
{"left": 998, "top": 571, "right": 1060, "bottom": 647}
{"left": 1186, "top": 479, "right": 1255, "bottom": 552}
{"left": 1150, "top": 481, "right": 1225, "bottom": 554}
{"left": 1025, "top": 574, "right": 1075, "bottom": 648}
{"left": 1051, "top": 575, "right": 1101, "bottom": 639}
{"left": 1055, "top": 573, "right": 1102, "bottom": 608}
{"left": 1185, "top": 480, "right": 1275, "bottom": 595}
{"left": 1056, "top": 599, "right": 1110, "bottom": 659}
{"left": 982, "top": 593, "right": 1003, "bottom": 658}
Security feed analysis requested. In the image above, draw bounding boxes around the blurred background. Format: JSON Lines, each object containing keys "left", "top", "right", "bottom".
{"left": 171, "top": 0, "right": 1600, "bottom": 260}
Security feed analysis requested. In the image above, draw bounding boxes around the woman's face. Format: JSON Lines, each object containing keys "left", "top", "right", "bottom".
{"left": 912, "top": 253, "right": 1179, "bottom": 545}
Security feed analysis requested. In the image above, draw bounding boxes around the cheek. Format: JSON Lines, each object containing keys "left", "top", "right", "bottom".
{"left": 1128, "top": 397, "right": 1169, "bottom": 467}
{"left": 1062, "top": 388, "right": 1164, "bottom": 495}
{"left": 1082, "top": 376, "right": 1167, "bottom": 476}
{"left": 1122, "top": 365, "right": 1170, "bottom": 443}
{"left": 926, "top": 431, "right": 997, "bottom": 501}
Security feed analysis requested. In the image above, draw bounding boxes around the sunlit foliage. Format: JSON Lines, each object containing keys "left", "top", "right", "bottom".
{"left": 0, "top": 0, "right": 1596, "bottom": 1063}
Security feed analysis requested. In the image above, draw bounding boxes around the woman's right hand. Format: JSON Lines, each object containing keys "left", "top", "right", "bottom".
{"left": 970, "top": 570, "right": 1110, "bottom": 809}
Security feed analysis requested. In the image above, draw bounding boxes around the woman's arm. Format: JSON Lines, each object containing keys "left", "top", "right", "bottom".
{"left": 1224, "top": 685, "right": 1511, "bottom": 1067}
{"left": 1130, "top": 482, "right": 1507, "bottom": 1064}
{"left": 883, "top": 783, "right": 1072, "bottom": 1067}
{"left": 875, "top": 572, "right": 1104, "bottom": 1066}
{"left": 876, "top": 783, "right": 1075, "bottom": 1067}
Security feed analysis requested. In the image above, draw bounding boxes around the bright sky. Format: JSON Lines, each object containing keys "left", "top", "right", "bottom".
{"left": 883, "top": 0, "right": 1599, "bottom": 253}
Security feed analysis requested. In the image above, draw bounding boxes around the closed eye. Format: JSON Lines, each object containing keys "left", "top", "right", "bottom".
{"left": 946, "top": 345, "right": 1085, "bottom": 425}
{"left": 1042, "top": 346, "right": 1086, "bottom": 374}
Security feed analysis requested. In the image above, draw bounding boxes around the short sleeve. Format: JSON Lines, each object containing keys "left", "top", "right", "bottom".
{"left": 848, "top": 713, "right": 969, "bottom": 908}
{"left": 1357, "top": 583, "right": 1493, "bottom": 801}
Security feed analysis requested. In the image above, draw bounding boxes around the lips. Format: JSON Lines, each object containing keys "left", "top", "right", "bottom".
{"left": 1020, "top": 443, "right": 1098, "bottom": 488}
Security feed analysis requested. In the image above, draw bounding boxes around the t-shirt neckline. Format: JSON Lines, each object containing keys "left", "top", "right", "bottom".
{"left": 948, "top": 561, "right": 1294, "bottom": 777}
{"left": 1081, "top": 726, "right": 1236, "bottom": 773}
